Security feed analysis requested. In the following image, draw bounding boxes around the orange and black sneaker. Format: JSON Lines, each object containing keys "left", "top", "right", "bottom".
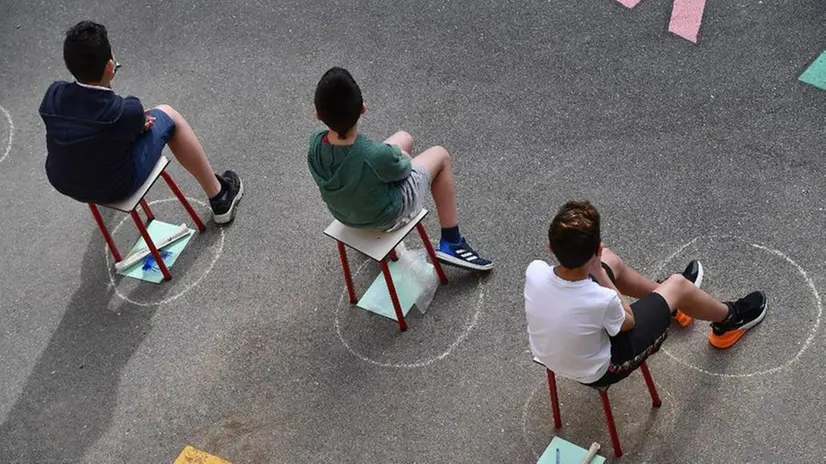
{"left": 708, "top": 291, "right": 767, "bottom": 349}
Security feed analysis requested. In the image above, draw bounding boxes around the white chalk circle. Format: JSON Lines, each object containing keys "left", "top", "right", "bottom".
{"left": 521, "top": 374, "right": 677, "bottom": 460}
{"left": 0, "top": 105, "right": 14, "bottom": 165}
{"left": 104, "top": 197, "right": 225, "bottom": 306}
{"left": 334, "top": 255, "right": 486, "bottom": 368}
{"left": 652, "top": 236, "right": 821, "bottom": 378}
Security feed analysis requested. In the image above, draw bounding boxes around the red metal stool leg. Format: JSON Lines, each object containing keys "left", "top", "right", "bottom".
{"left": 139, "top": 199, "right": 155, "bottom": 225}
{"left": 380, "top": 259, "right": 407, "bottom": 331}
{"left": 599, "top": 390, "right": 623, "bottom": 458}
{"left": 388, "top": 249, "right": 399, "bottom": 262}
{"left": 337, "top": 241, "right": 358, "bottom": 304}
{"left": 131, "top": 210, "right": 172, "bottom": 281}
{"left": 546, "top": 369, "right": 562, "bottom": 429}
{"left": 89, "top": 204, "right": 122, "bottom": 262}
{"left": 415, "top": 223, "right": 448, "bottom": 285}
{"left": 640, "top": 361, "right": 662, "bottom": 407}
{"left": 160, "top": 171, "right": 206, "bottom": 232}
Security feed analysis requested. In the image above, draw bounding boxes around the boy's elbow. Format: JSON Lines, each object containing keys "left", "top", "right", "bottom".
{"left": 620, "top": 318, "right": 635, "bottom": 332}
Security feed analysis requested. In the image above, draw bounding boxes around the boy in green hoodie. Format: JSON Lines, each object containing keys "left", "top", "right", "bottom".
{"left": 308, "top": 67, "right": 492, "bottom": 271}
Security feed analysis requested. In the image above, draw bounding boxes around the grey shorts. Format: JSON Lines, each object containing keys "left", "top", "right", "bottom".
{"left": 384, "top": 165, "right": 431, "bottom": 232}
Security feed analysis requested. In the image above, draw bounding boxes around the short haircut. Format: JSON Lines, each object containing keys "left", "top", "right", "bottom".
{"left": 548, "top": 201, "right": 601, "bottom": 269}
{"left": 314, "top": 67, "right": 363, "bottom": 139}
{"left": 64, "top": 21, "right": 112, "bottom": 82}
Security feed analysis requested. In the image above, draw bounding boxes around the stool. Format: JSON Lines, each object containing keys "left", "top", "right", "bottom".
{"left": 88, "top": 156, "right": 206, "bottom": 281}
{"left": 533, "top": 358, "right": 661, "bottom": 458}
{"left": 324, "top": 209, "right": 448, "bottom": 331}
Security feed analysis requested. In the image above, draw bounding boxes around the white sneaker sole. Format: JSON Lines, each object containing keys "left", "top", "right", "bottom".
{"left": 435, "top": 251, "right": 493, "bottom": 271}
{"left": 213, "top": 180, "right": 244, "bottom": 225}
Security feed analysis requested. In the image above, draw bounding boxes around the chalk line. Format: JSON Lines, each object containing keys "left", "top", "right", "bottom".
{"left": 668, "top": 0, "right": 706, "bottom": 43}
{"left": 616, "top": 0, "right": 643, "bottom": 8}
{"left": 335, "top": 255, "right": 486, "bottom": 369}
{"left": 653, "top": 236, "right": 822, "bottom": 378}
{"left": 0, "top": 105, "right": 13, "bottom": 165}
{"left": 105, "top": 197, "right": 225, "bottom": 307}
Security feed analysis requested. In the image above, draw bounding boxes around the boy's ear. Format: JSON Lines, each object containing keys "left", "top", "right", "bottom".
{"left": 361, "top": 103, "right": 367, "bottom": 114}
{"left": 102, "top": 59, "right": 115, "bottom": 80}
{"left": 596, "top": 242, "right": 604, "bottom": 258}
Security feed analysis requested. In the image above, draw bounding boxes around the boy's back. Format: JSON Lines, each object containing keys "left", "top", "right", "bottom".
{"left": 524, "top": 260, "right": 625, "bottom": 384}
{"left": 40, "top": 80, "right": 144, "bottom": 203}
{"left": 307, "top": 130, "right": 411, "bottom": 228}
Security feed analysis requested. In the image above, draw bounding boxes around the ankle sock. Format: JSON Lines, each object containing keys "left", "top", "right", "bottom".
{"left": 441, "top": 225, "right": 461, "bottom": 244}
{"left": 718, "top": 303, "right": 735, "bottom": 325}
{"left": 210, "top": 175, "right": 228, "bottom": 202}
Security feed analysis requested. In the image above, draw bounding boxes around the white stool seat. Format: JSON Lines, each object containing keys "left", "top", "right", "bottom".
{"left": 324, "top": 209, "right": 428, "bottom": 262}
{"left": 102, "top": 156, "right": 170, "bottom": 212}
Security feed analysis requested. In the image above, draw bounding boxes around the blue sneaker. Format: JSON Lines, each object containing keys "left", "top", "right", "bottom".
{"left": 435, "top": 238, "right": 493, "bottom": 271}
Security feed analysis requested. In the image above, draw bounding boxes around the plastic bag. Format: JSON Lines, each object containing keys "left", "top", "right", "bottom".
{"left": 395, "top": 242, "right": 439, "bottom": 313}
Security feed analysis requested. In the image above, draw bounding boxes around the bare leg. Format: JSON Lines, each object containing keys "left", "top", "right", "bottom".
{"left": 154, "top": 105, "right": 221, "bottom": 198}
{"left": 384, "top": 131, "right": 414, "bottom": 156}
{"left": 654, "top": 275, "right": 728, "bottom": 322}
{"left": 600, "top": 248, "right": 658, "bottom": 299}
{"left": 411, "top": 146, "right": 457, "bottom": 228}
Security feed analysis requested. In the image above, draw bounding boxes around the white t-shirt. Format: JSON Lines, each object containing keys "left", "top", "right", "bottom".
{"left": 524, "top": 260, "right": 626, "bottom": 384}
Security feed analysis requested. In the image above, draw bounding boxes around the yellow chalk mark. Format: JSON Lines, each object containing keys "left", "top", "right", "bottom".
{"left": 173, "top": 445, "right": 232, "bottom": 464}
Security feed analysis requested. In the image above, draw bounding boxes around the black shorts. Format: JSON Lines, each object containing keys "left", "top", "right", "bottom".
{"left": 586, "top": 263, "right": 672, "bottom": 388}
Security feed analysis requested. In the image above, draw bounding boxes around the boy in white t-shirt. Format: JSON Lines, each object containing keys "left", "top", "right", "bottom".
{"left": 524, "top": 201, "right": 768, "bottom": 386}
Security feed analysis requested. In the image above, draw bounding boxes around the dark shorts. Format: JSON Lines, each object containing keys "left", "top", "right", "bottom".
{"left": 587, "top": 263, "right": 672, "bottom": 388}
{"left": 127, "top": 108, "right": 176, "bottom": 194}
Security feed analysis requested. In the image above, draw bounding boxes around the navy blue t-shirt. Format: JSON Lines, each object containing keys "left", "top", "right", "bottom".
{"left": 39, "top": 81, "right": 145, "bottom": 203}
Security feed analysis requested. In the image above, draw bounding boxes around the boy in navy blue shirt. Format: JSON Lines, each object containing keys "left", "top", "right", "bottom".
{"left": 40, "top": 21, "right": 243, "bottom": 224}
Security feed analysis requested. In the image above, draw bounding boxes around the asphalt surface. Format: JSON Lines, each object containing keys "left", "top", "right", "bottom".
{"left": 1, "top": 0, "right": 825, "bottom": 462}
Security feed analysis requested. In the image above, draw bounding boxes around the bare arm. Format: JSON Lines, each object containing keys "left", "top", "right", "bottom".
{"left": 591, "top": 264, "right": 635, "bottom": 331}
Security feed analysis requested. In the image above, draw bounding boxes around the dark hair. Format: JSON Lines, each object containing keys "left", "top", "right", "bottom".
{"left": 548, "top": 201, "right": 601, "bottom": 269}
{"left": 64, "top": 21, "right": 112, "bottom": 82}
{"left": 314, "top": 67, "right": 363, "bottom": 139}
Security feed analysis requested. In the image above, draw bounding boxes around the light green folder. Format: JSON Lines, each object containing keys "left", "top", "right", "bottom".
{"left": 116, "top": 220, "right": 195, "bottom": 283}
{"left": 537, "top": 437, "right": 606, "bottom": 464}
{"left": 356, "top": 257, "right": 431, "bottom": 321}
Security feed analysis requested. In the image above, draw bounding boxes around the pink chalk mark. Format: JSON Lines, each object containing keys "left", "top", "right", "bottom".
{"left": 668, "top": 0, "right": 706, "bottom": 43}
{"left": 616, "top": 0, "right": 643, "bottom": 7}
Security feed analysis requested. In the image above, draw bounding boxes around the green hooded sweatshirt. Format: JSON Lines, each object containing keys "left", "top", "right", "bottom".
{"left": 308, "top": 130, "right": 412, "bottom": 228}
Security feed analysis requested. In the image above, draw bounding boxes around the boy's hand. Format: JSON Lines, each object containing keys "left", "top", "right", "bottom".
{"left": 143, "top": 116, "right": 156, "bottom": 132}
{"left": 588, "top": 257, "right": 605, "bottom": 279}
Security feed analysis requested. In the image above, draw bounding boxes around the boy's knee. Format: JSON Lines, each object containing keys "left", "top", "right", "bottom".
{"left": 153, "top": 104, "right": 177, "bottom": 118}
{"left": 433, "top": 145, "right": 451, "bottom": 160}
{"left": 397, "top": 131, "right": 413, "bottom": 145}
{"left": 664, "top": 273, "right": 691, "bottom": 291}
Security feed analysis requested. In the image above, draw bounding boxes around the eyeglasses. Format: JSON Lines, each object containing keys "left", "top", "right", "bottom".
{"left": 113, "top": 59, "right": 122, "bottom": 76}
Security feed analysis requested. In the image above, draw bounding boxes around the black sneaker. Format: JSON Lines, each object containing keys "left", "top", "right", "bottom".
{"left": 667, "top": 260, "right": 703, "bottom": 327}
{"left": 682, "top": 260, "right": 704, "bottom": 288}
{"left": 709, "top": 291, "right": 768, "bottom": 349}
{"left": 210, "top": 171, "right": 244, "bottom": 224}
{"left": 435, "top": 238, "right": 493, "bottom": 271}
